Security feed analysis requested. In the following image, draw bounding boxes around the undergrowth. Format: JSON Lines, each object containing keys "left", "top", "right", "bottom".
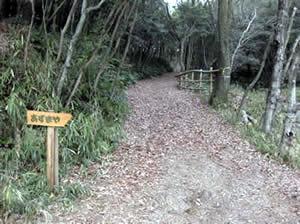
{"left": 0, "top": 25, "right": 139, "bottom": 222}
{"left": 215, "top": 86, "right": 300, "bottom": 168}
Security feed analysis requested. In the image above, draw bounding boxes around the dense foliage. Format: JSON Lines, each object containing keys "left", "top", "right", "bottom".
{"left": 0, "top": 26, "right": 132, "bottom": 219}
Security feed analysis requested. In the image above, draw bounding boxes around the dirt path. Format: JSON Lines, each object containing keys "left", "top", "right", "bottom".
{"left": 48, "top": 73, "right": 299, "bottom": 224}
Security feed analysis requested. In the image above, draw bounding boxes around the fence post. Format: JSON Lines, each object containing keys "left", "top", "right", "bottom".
{"left": 180, "top": 76, "right": 183, "bottom": 89}
{"left": 200, "top": 69, "right": 203, "bottom": 89}
{"left": 210, "top": 67, "right": 213, "bottom": 94}
{"left": 191, "top": 72, "right": 195, "bottom": 90}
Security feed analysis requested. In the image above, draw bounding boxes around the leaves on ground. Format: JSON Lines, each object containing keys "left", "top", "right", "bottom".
{"left": 39, "top": 73, "right": 300, "bottom": 224}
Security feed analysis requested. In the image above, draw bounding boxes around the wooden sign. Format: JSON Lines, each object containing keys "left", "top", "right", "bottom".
{"left": 27, "top": 110, "right": 72, "bottom": 190}
{"left": 27, "top": 110, "right": 72, "bottom": 127}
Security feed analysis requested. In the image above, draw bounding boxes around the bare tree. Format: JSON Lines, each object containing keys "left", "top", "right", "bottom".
{"left": 262, "top": 0, "right": 290, "bottom": 133}
{"left": 56, "top": 0, "right": 106, "bottom": 98}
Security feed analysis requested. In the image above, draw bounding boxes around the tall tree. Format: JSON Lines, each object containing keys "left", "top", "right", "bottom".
{"left": 262, "top": 0, "right": 290, "bottom": 133}
{"left": 210, "top": 0, "right": 232, "bottom": 105}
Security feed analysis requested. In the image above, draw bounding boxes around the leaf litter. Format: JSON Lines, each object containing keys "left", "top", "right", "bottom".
{"left": 40, "top": 73, "right": 299, "bottom": 224}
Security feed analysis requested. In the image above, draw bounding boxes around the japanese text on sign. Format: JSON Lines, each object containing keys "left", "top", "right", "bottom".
{"left": 27, "top": 110, "right": 72, "bottom": 127}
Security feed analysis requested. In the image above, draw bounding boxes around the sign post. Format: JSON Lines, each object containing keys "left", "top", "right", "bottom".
{"left": 26, "top": 110, "right": 72, "bottom": 190}
{"left": 47, "top": 126, "right": 59, "bottom": 190}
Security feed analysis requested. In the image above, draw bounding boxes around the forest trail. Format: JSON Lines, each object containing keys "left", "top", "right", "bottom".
{"left": 47, "top": 73, "right": 299, "bottom": 224}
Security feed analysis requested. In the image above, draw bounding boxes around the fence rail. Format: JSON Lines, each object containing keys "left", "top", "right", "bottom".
{"left": 175, "top": 68, "right": 220, "bottom": 94}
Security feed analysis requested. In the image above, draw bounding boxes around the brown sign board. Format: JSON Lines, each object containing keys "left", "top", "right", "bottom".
{"left": 27, "top": 110, "right": 72, "bottom": 127}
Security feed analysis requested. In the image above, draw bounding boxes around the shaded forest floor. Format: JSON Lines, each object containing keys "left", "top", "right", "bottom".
{"left": 41, "top": 73, "right": 299, "bottom": 224}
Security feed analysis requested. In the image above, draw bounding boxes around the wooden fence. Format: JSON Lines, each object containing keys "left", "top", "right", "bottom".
{"left": 175, "top": 68, "right": 221, "bottom": 95}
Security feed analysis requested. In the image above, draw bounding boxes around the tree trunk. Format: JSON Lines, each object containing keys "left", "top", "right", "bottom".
{"left": 14, "top": 126, "right": 21, "bottom": 172}
{"left": 280, "top": 54, "right": 299, "bottom": 156}
{"left": 186, "top": 39, "right": 193, "bottom": 70}
{"left": 263, "top": 0, "right": 290, "bottom": 133}
{"left": 56, "top": 0, "right": 88, "bottom": 98}
{"left": 180, "top": 38, "right": 186, "bottom": 71}
{"left": 283, "top": 35, "right": 300, "bottom": 82}
{"left": 56, "top": 0, "right": 78, "bottom": 62}
{"left": 202, "top": 37, "right": 208, "bottom": 68}
{"left": 237, "top": 34, "right": 274, "bottom": 119}
{"left": 210, "top": 0, "right": 232, "bottom": 105}
{"left": 114, "top": 9, "right": 138, "bottom": 79}
{"left": 121, "top": 10, "right": 138, "bottom": 66}
{"left": 56, "top": 0, "right": 106, "bottom": 98}
{"left": 93, "top": 3, "right": 128, "bottom": 90}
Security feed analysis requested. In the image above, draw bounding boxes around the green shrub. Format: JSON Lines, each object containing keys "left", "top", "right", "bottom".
{"left": 215, "top": 86, "right": 300, "bottom": 168}
{"left": 0, "top": 26, "right": 133, "bottom": 220}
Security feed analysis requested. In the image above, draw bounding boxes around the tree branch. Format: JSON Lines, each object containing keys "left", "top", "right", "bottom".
{"left": 56, "top": 0, "right": 78, "bottom": 62}
{"left": 120, "top": 10, "right": 138, "bottom": 69}
{"left": 56, "top": 0, "right": 106, "bottom": 98}
{"left": 283, "top": 35, "right": 300, "bottom": 80}
{"left": 87, "top": 0, "right": 106, "bottom": 13}
{"left": 236, "top": 33, "right": 274, "bottom": 119}
{"left": 65, "top": 48, "right": 100, "bottom": 107}
{"left": 230, "top": 9, "right": 257, "bottom": 72}
{"left": 56, "top": 0, "right": 87, "bottom": 98}
{"left": 284, "top": 7, "right": 297, "bottom": 51}
{"left": 24, "top": 0, "right": 35, "bottom": 68}
{"left": 48, "top": 0, "right": 67, "bottom": 22}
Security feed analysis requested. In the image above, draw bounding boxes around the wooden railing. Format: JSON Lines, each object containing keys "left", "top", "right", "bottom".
{"left": 175, "top": 68, "right": 221, "bottom": 94}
